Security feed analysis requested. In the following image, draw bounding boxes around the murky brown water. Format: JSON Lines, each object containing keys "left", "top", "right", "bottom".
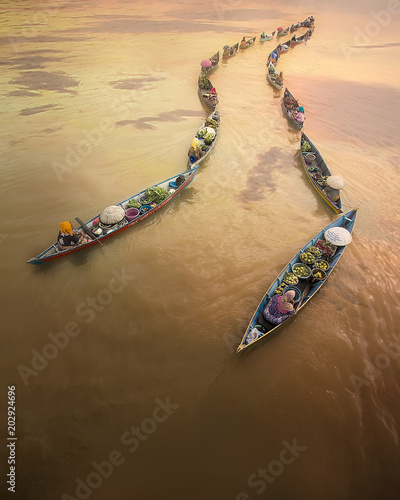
{"left": 1, "top": 1, "right": 400, "bottom": 499}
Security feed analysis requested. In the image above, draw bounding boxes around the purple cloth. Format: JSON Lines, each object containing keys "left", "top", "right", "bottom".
{"left": 263, "top": 295, "right": 295, "bottom": 325}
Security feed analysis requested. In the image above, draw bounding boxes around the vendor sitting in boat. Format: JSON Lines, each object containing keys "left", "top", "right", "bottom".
{"left": 292, "top": 106, "right": 305, "bottom": 124}
{"left": 263, "top": 290, "right": 296, "bottom": 325}
{"left": 57, "top": 221, "right": 90, "bottom": 250}
{"left": 275, "top": 71, "right": 284, "bottom": 85}
{"left": 240, "top": 37, "right": 246, "bottom": 46}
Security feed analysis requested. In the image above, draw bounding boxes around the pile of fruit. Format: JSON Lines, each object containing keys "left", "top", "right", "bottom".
{"left": 300, "top": 252, "right": 316, "bottom": 265}
{"left": 283, "top": 272, "right": 299, "bottom": 285}
{"left": 301, "top": 141, "right": 312, "bottom": 152}
{"left": 314, "top": 260, "right": 329, "bottom": 271}
{"left": 293, "top": 263, "right": 311, "bottom": 278}
{"left": 307, "top": 245, "right": 322, "bottom": 257}
{"left": 312, "top": 270, "right": 325, "bottom": 280}
{"left": 274, "top": 285, "right": 286, "bottom": 295}
{"left": 205, "top": 117, "right": 219, "bottom": 129}
{"left": 197, "top": 128, "right": 215, "bottom": 145}
{"left": 198, "top": 75, "right": 213, "bottom": 90}
{"left": 315, "top": 239, "right": 337, "bottom": 258}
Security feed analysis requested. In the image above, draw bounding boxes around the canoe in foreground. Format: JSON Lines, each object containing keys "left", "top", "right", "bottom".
{"left": 260, "top": 31, "right": 275, "bottom": 42}
{"left": 267, "top": 63, "right": 283, "bottom": 91}
{"left": 187, "top": 109, "right": 220, "bottom": 169}
{"left": 282, "top": 88, "right": 304, "bottom": 130}
{"left": 236, "top": 208, "right": 358, "bottom": 352}
{"left": 27, "top": 168, "right": 198, "bottom": 265}
{"left": 201, "top": 51, "right": 219, "bottom": 75}
{"left": 222, "top": 43, "right": 239, "bottom": 58}
{"left": 240, "top": 36, "right": 256, "bottom": 49}
{"left": 300, "top": 132, "right": 342, "bottom": 214}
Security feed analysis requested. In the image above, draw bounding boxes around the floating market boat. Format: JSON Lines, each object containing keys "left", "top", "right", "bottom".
{"left": 267, "top": 49, "right": 279, "bottom": 66}
{"left": 290, "top": 23, "right": 300, "bottom": 32}
{"left": 276, "top": 40, "right": 291, "bottom": 54}
{"left": 267, "top": 63, "right": 283, "bottom": 91}
{"left": 300, "top": 132, "right": 343, "bottom": 214}
{"left": 201, "top": 51, "right": 219, "bottom": 75}
{"left": 236, "top": 208, "right": 358, "bottom": 352}
{"left": 240, "top": 36, "right": 256, "bottom": 49}
{"left": 198, "top": 74, "right": 218, "bottom": 110}
{"left": 27, "top": 168, "right": 198, "bottom": 265}
{"left": 187, "top": 109, "right": 220, "bottom": 169}
{"left": 277, "top": 27, "right": 289, "bottom": 37}
{"left": 282, "top": 88, "right": 304, "bottom": 130}
{"left": 260, "top": 31, "right": 275, "bottom": 42}
{"left": 222, "top": 43, "right": 239, "bottom": 59}
{"left": 290, "top": 33, "right": 310, "bottom": 47}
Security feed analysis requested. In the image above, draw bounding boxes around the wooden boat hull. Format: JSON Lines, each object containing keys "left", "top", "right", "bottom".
{"left": 222, "top": 43, "right": 239, "bottom": 59}
{"left": 277, "top": 29, "right": 289, "bottom": 37}
{"left": 240, "top": 37, "right": 256, "bottom": 49}
{"left": 300, "top": 132, "right": 342, "bottom": 213}
{"left": 198, "top": 87, "right": 218, "bottom": 110}
{"left": 282, "top": 88, "right": 304, "bottom": 130}
{"left": 27, "top": 168, "right": 198, "bottom": 265}
{"left": 260, "top": 31, "right": 275, "bottom": 42}
{"left": 187, "top": 109, "right": 220, "bottom": 169}
{"left": 236, "top": 208, "right": 358, "bottom": 352}
{"left": 201, "top": 51, "right": 219, "bottom": 75}
{"left": 267, "top": 69, "right": 283, "bottom": 91}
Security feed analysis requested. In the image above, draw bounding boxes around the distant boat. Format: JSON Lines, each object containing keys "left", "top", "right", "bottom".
{"left": 240, "top": 36, "right": 256, "bottom": 49}
{"left": 300, "top": 132, "right": 343, "bottom": 213}
{"left": 260, "top": 31, "right": 275, "bottom": 42}
{"left": 290, "top": 33, "right": 310, "bottom": 47}
{"left": 236, "top": 208, "right": 358, "bottom": 352}
{"left": 276, "top": 40, "right": 291, "bottom": 54}
{"left": 201, "top": 51, "right": 219, "bottom": 75}
{"left": 198, "top": 74, "right": 218, "bottom": 110}
{"left": 222, "top": 42, "right": 239, "bottom": 59}
{"left": 187, "top": 109, "right": 220, "bottom": 169}
{"left": 267, "top": 63, "right": 283, "bottom": 91}
{"left": 282, "top": 88, "right": 304, "bottom": 130}
{"left": 27, "top": 169, "right": 198, "bottom": 264}
{"left": 277, "top": 27, "right": 289, "bottom": 37}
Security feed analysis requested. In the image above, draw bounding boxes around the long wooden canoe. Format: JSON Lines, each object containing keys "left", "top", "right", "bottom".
{"left": 290, "top": 33, "right": 310, "bottom": 47}
{"left": 187, "top": 109, "right": 220, "bottom": 169}
{"left": 260, "top": 31, "right": 275, "bottom": 42}
{"left": 300, "top": 132, "right": 342, "bottom": 214}
{"left": 267, "top": 63, "right": 283, "bottom": 91}
{"left": 27, "top": 168, "right": 198, "bottom": 264}
{"left": 277, "top": 40, "right": 291, "bottom": 54}
{"left": 236, "top": 208, "right": 358, "bottom": 352}
{"left": 239, "top": 36, "right": 256, "bottom": 49}
{"left": 198, "top": 74, "right": 218, "bottom": 110}
{"left": 282, "top": 88, "right": 304, "bottom": 130}
{"left": 201, "top": 51, "right": 219, "bottom": 75}
{"left": 277, "top": 27, "right": 289, "bottom": 37}
{"left": 222, "top": 43, "right": 239, "bottom": 59}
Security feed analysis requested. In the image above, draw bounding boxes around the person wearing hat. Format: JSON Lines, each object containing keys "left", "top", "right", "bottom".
{"left": 57, "top": 221, "right": 89, "bottom": 250}
{"left": 323, "top": 176, "right": 344, "bottom": 202}
{"left": 262, "top": 290, "right": 296, "bottom": 325}
{"left": 292, "top": 106, "right": 305, "bottom": 124}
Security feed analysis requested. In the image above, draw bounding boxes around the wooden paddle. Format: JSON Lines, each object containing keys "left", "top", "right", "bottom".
{"left": 296, "top": 281, "right": 312, "bottom": 311}
{"left": 75, "top": 217, "right": 103, "bottom": 246}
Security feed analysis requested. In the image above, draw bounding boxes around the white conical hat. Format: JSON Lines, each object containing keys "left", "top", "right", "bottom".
{"left": 327, "top": 176, "right": 344, "bottom": 189}
{"left": 324, "top": 227, "right": 352, "bottom": 246}
{"left": 99, "top": 205, "right": 125, "bottom": 224}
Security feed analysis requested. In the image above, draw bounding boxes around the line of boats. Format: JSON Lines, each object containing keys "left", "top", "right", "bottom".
{"left": 27, "top": 15, "right": 358, "bottom": 356}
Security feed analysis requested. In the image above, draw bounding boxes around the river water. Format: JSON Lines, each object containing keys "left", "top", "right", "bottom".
{"left": 1, "top": 1, "right": 400, "bottom": 499}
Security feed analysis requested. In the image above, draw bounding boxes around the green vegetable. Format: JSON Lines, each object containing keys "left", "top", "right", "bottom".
{"left": 300, "top": 252, "right": 315, "bottom": 264}
{"left": 142, "top": 186, "right": 169, "bottom": 204}
{"left": 127, "top": 198, "right": 141, "bottom": 209}
{"left": 301, "top": 141, "right": 312, "bottom": 152}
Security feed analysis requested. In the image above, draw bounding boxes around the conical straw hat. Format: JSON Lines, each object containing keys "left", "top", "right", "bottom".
{"left": 99, "top": 205, "right": 125, "bottom": 224}
{"left": 327, "top": 176, "right": 344, "bottom": 189}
